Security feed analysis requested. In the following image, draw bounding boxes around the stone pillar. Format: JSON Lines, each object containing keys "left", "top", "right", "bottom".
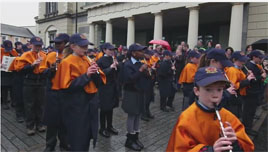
{"left": 105, "top": 20, "right": 113, "bottom": 43}
{"left": 187, "top": 6, "right": 199, "bottom": 49}
{"left": 228, "top": 3, "right": 244, "bottom": 51}
{"left": 89, "top": 23, "right": 95, "bottom": 44}
{"left": 127, "top": 17, "right": 135, "bottom": 47}
{"left": 153, "top": 12, "right": 163, "bottom": 40}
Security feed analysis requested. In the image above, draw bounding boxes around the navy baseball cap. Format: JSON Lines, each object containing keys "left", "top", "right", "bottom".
{"left": 145, "top": 49, "right": 154, "bottom": 56}
{"left": 231, "top": 51, "right": 248, "bottom": 62}
{"left": 188, "top": 50, "right": 201, "bottom": 58}
{"left": 194, "top": 66, "right": 229, "bottom": 87}
{"left": 30, "top": 36, "right": 43, "bottom": 46}
{"left": 15, "top": 41, "right": 23, "bottom": 46}
{"left": 102, "top": 42, "right": 116, "bottom": 50}
{"left": 207, "top": 48, "right": 233, "bottom": 67}
{"left": 69, "top": 34, "right": 93, "bottom": 46}
{"left": 249, "top": 50, "right": 265, "bottom": 59}
{"left": 163, "top": 50, "right": 172, "bottom": 57}
{"left": 22, "top": 44, "right": 31, "bottom": 52}
{"left": 3, "top": 40, "right": 13, "bottom": 51}
{"left": 129, "top": 43, "right": 147, "bottom": 52}
{"left": 53, "top": 33, "right": 70, "bottom": 43}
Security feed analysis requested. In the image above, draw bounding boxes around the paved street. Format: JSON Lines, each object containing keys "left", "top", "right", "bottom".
{"left": 1, "top": 89, "right": 267, "bottom": 152}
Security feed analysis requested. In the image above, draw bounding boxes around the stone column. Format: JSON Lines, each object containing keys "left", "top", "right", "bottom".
{"left": 187, "top": 6, "right": 199, "bottom": 49}
{"left": 89, "top": 23, "right": 95, "bottom": 44}
{"left": 228, "top": 3, "right": 244, "bottom": 51}
{"left": 127, "top": 17, "right": 135, "bottom": 47}
{"left": 153, "top": 12, "right": 163, "bottom": 40}
{"left": 105, "top": 20, "right": 113, "bottom": 43}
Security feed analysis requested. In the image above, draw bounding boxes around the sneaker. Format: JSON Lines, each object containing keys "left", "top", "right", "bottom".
{"left": 16, "top": 116, "right": 24, "bottom": 123}
{"left": 27, "top": 129, "right": 35, "bottom": 136}
{"left": 37, "top": 126, "right": 46, "bottom": 132}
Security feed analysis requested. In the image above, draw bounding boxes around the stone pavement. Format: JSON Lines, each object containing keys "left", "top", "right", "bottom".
{"left": 1, "top": 88, "right": 267, "bottom": 152}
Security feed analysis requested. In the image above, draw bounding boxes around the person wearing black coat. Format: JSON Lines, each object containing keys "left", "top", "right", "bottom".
{"left": 41, "top": 33, "right": 70, "bottom": 152}
{"left": 121, "top": 43, "right": 148, "bottom": 151}
{"left": 157, "top": 50, "right": 176, "bottom": 112}
{"left": 242, "top": 50, "right": 266, "bottom": 136}
{"left": 96, "top": 43, "right": 119, "bottom": 138}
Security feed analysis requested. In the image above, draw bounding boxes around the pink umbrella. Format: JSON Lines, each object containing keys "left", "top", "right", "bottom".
{"left": 149, "top": 39, "right": 171, "bottom": 51}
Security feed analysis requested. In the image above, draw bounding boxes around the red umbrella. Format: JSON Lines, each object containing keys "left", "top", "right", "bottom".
{"left": 149, "top": 40, "right": 171, "bottom": 51}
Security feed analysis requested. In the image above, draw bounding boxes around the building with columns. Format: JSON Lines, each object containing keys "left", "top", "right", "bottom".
{"left": 36, "top": 2, "right": 268, "bottom": 51}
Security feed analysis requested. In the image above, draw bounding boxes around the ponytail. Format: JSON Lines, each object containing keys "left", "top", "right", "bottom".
{"left": 63, "top": 46, "right": 73, "bottom": 58}
{"left": 198, "top": 53, "right": 211, "bottom": 69}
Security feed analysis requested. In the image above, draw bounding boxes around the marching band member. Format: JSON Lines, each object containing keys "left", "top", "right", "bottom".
{"left": 15, "top": 36, "right": 47, "bottom": 135}
{"left": 225, "top": 51, "right": 255, "bottom": 118}
{"left": 122, "top": 43, "right": 148, "bottom": 151}
{"left": 157, "top": 50, "right": 176, "bottom": 112}
{"left": 242, "top": 50, "right": 266, "bottom": 136}
{"left": 96, "top": 42, "right": 119, "bottom": 138}
{"left": 1, "top": 40, "right": 18, "bottom": 110}
{"left": 39, "top": 33, "right": 70, "bottom": 151}
{"left": 51, "top": 34, "right": 106, "bottom": 151}
{"left": 178, "top": 50, "right": 200, "bottom": 110}
{"left": 166, "top": 66, "right": 254, "bottom": 152}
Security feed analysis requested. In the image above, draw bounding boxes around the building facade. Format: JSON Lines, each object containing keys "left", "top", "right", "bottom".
{"left": 1, "top": 24, "right": 35, "bottom": 44}
{"left": 36, "top": 2, "right": 268, "bottom": 51}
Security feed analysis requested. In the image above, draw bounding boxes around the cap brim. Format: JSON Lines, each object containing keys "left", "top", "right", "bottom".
{"left": 32, "top": 42, "right": 43, "bottom": 46}
{"left": 53, "top": 38, "right": 64, "bottom": 43}
{"left": 4, "top": 47, "right": 12, "bottom": 51}
{"left": 220, "top": 60, "right": 233, "bottom": 67}
{"left": 238, "top": 56, "right": 249, "bottom": 62}
{"left": 76, "top": 40, "right": 91, "bottom": 46}
{"left": 196, "top": 75, "right": 229, "bottom": 87}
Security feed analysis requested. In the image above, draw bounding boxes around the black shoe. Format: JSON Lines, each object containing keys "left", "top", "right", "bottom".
{"left": 125, "top": 134, "right": 141, "bottom": 151}
{"left": 107, "top": 127, "right": 119, "bottom": 135}
{"left": 141, "top": 115, "right": 150, "bottom": 121}
{"left": 161, "top": 107, "right": 170, "bottom": 112}
{"left": 43, "top": 146, "right": 55, "bottom": 152}
{"left": 16, "top": 116, "right": 24, "bottom": 123}
{"left": 135, "top": 133, "right": 144, "bottom": 149}
{"left": 99, "top": 129, "right": 110, "bottom": 138}
{"left": 246, "top": 129, "right": 258, "bottom": 136}
{"left": 167, "top": 106, "right": 175, "bottom": 112}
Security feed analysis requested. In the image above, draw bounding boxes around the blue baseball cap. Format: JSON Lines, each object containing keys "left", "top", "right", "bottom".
{"left": 188, "top": 50, "right": 201, "bottom": 58}
{"left": 129, "top": 43, "right": 147, "bottom": 52}
{"left": 231, "top": 51, "right": 249, "bottom": 62}
{"left": 207, "top": 48, "right": 233, "bottom": 67}
{"left": 249, "top": 50, "right": 265, "bottom": 59}
{"left": 145, "top": 49, "right": 154, "bottom": 56}
{"left": 163, "top": 50, "right": 172, "bottom": 57}
{"left": 102, "top": 42, "right": 116, "bottom": 50}
{"left": 3, "top": 40, "right": 13, "bottom": 51}
{"left": 15, "top": 41, "right": 23, "bottom": 47}
{"left": 53, "top": 33, "right": 70, "bottom": 43}
{"left": 194, "top": 66, "right": 229, "bottom": 87}
{"left": 22, "top": 44, "right": 31, "bottom": 52}
{"left": 30, "top": 36, "right": 43, "bottom": 46}
{"left": 69, "top": 34, "right": 93, "bottom": 46}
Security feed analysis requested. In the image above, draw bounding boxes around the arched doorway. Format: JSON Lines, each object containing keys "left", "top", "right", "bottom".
{"left": 45, "top": 25, "right": 58, "bottom": 47}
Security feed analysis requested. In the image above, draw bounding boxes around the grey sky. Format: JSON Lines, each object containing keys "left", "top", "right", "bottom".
{"left": 1, "top": 1, "right": 38, "bottom": 26}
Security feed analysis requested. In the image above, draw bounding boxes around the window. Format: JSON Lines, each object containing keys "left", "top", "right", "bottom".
{"left": 15, "top": 37, "right": 20, "bottom": 42}
{"left": 48, "top": 30, "right": 57, "bottom": 46}
{"left": 45, "top": 2, "right": 58, "bottom": 17}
